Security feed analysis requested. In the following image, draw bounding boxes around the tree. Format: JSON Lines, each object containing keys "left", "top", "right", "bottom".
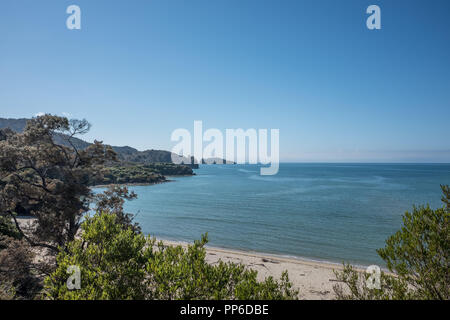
{"left": 45, "top": 212, "right": 298, "bottom": 300}
{"left": 441, "top": 184, "right": 450, "bottom": 210}
{"left": 0, "top": 238, "right": 42, "bottom": 300}
{"left": 93, "top": 185, "right": 141, "bottom": 233}
{"left": 0, "top": 215, "right": 21, "bottom": 250}
{"left": 333, "top": 185, "right": 450, "bottom": 300}
{"left": 0, "top": 115, "right": 116, "bottom": 254}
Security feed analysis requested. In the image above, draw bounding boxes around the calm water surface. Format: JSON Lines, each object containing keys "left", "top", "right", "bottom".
{"left": 96, "top": 163, "right": 450, "bottom": 266}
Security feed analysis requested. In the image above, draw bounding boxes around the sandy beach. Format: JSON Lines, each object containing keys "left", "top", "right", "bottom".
{"left": 17, "top": 217, "right": 352, "bottom": 300}
{"left": 162, "top": 240, "right": 347, "bottom": 300}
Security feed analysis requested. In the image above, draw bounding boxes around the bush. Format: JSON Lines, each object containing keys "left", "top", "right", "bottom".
{"left": 44, "top": 212, "right": 298, "bottom": 300}
{"left": 333, "top": 185, "right": 450, "bottom": 300}
{"left": 332, "top": 263, "right": 412, "bottom": 300}
{"left": 147, "top": 234, "right": 297, "bottom": 300}
{"left": 44, "top": 213, "right": 150, "bottom": 300}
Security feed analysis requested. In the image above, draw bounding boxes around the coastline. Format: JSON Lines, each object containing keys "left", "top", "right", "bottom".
{"left": 90, "top": 173, "right": 195, "bottom": 189}
{"left": 16, "top": 217, "right": 361, "bottom": 300}
{"left": 90, "top": 179, "right": 174, "bottom": 189}
{"left": 160, "top": 239, "right": 352, "bottom": 300}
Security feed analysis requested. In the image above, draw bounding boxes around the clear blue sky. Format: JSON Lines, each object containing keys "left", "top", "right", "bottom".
{"left": 1, "top": 0, "right": 449, "bottom": 162}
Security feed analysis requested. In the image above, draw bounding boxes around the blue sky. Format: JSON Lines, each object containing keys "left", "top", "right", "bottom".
{"left": 1, "top": 0, "right": 449, "bottom": 162}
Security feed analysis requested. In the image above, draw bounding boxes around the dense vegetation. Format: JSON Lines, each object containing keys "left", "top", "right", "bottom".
{"left": 44, "top": 213, "right": 298, "bottom": 300}
{"left": 93, "top": 165, "right": 166, "bottom": 186}
{"left": 142, "top": 162, "right": 195, "bottom": 176}
{"left": 0, "top": 116, "right": 116, "bottom": 253}
{"left": 333, "top": 185, "right": 449, "bottom": 300}
{"left": 0, "top": 115, "right": 297, "bottom": 300}
{"left": 89, "top": 163, "right": 194, "bottom": 186}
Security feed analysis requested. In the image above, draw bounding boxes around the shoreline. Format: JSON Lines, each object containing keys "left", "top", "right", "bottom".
{"left": 158, "top": 237, "right": 376, "bottom": 271}
{"left": 160, "top": 239, "right": 343, "bottom": 299}
{"left": 13, "top": 217, "right": 367, "bottom": 270}
{"left": 15, "top": 217, "right": 363, "bottom": 300}
{"left": 90, "top": 179, "right": 174, "bottom": 189}
{"left": 90, "top": 174, "right": 195, "bottom": 189}
{"left": 160, "top": 238, "right": 347, "bottom": 269}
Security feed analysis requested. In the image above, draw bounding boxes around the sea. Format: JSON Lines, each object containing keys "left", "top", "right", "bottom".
{"left": 96, "top": 163, "right": 450, "bottom": 266}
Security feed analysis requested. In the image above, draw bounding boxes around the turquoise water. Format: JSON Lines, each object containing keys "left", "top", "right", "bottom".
{"left": 104, "top": 163, "right": 450, "bottom": 266}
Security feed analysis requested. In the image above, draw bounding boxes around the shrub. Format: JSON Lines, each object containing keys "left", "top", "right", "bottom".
{"left": 45, "top": 212, "right": 298, "bottom": 300}
{"left": 334, "top": 185, "right": 450, "bottom": 300}
{"left": 147, "top": 234, "right": 297, "bottom": 300}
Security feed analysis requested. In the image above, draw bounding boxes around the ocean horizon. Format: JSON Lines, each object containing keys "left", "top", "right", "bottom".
{"left": 96, "top": 163, "right": 450, "bottom": 266}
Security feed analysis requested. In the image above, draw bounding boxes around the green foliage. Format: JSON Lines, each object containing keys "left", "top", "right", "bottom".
{"left": 0, "top": 116, "right": 196, "bottom": 300}
{"left": 142, "top": 163, "right": 194, "bottom": 176}
{"left": 334, "top": 185, "right": 450, "bottom": 300}
{"left": 442, "top": 184, "right": 450, "bottom": 210}
{"left": 92, "top": 165, "right": 166, "bottom": 186}
{"left": 0, "top": 283, "right": 15, "bottom": 300}
{"left": 94, "top": 185, "right": 141, "bottom": 233}
{"left": 376, "top": 206, "right": 449, "bottom": 299}
{"left": 45, "top": 213, "right": 298, "bottom": 300}
{"left": 147, "top": 234, "right": 298, "bottom": 300}
{"left": 117, "top": 149, "right": 174, "bottom": 164}
{"left": 0, "top": 215, "right": 22, "bottom": 250}
{"left": 44, "top": 213, "right": 151, "bottom": 299}
{"left": 333, "top": 264, "right": 412, "bottom": 300}
{"left": 90, "top": 163, "right": 193, "bottom": 186}
{"left": 0, "top": 115, "right": 116, "bottom": 252}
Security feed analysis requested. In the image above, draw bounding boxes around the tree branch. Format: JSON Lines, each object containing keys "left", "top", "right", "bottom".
{"left": 8, "top": 212, "right": 59, "bottom": 253}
